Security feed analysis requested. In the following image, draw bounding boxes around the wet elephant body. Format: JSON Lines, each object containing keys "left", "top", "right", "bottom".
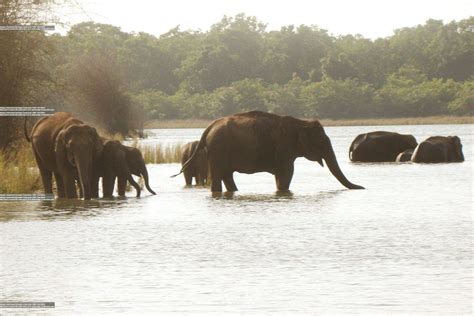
{"left": 29, "top": 112, "right": 103, "bottom": 200}
{"left": 396, "top": 149, "right": 414, "bottom": 162}
{"left": 94, "top": 140, "right": 156, "bottom": 197}
{"left": 181, "top": 141, "right": 208, "bottom": 186}
{"left": 411, "top": 136, "right": 464, "bottom": 163}
{"left": 175, "top": 111, "right": 364, "bottom": 193}
{"left": 349, "top": 131, "right": 417, "bottom": 162}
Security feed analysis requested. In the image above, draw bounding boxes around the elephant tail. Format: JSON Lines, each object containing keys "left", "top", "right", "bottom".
{"left": 24, "top": 117, "right": 31, "bottom": 142}
{"left": 170, "top": 123, "right": 212, "bottom": 178}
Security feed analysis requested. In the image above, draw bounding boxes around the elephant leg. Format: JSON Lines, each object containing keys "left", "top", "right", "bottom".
{"left": 223, "top": 174, "right": 238, "bottom": 192}
{"left": 184, "top": 170, "right": 193, "bottom": 186}
{"left": 63, "top": 173, "right": 78, "bottom": 199}
{"left": 91, "top": 176, "right": 99, "bottom": 199}
{"left": 102, "top": 175, "right": 115, "bottom": 198}
{"left": 275, "top": 163, "right": 294, "bottom": 191}
{"left": 38, "top": 167, "right": 53, "bottom": 195}
{"left": 53, "top": 172, "right": 65, "bottom": 198}
{"left": 117, "top": 176, "right": 127, "bottom": 197}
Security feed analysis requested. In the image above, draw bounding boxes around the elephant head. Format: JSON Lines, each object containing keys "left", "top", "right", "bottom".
{"left": 125, "top": 146, "right": 156, "bottom": 195}
{"left": 448, "top": 136, "right": 464, "bottom": 162}
{"left": 55, "top": 124, "right": 103, "bottom": 200}
{"left": 298, "top": 122, "right": 364, "bottom": 189}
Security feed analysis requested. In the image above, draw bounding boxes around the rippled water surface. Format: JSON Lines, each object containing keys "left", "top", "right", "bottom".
{"left": 1, "top": 124, "right": 472, "bottom": 314}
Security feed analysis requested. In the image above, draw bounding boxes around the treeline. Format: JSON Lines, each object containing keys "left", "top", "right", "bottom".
{"left": 1, "top": 2, "right": 473, "bottom": 149}
{"left": 53, "top": 15, "right": 473, "bottom": 121}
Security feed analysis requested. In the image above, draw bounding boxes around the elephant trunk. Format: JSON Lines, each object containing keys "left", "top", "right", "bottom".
{"left": 75, "top": 154, "right": 93, "bottom": 200}
{"left": 141, "top": 166, "right": 156, "bottom": 195}
{"left": 127, "top": 174, "right": 141, "bottom": 197}
{"left": 323, "top": 138, "right": 364, "bottom": 190}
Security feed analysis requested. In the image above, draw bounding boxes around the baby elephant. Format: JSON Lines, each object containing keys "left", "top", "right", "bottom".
{"left": 411, "top": 136, "right": 464, "bottom": 163}
{"left": 93, "top": 140, "right": 156, "bottom": 197}
{"left": 181, "top": 140, "right": 208, "bottom": 186}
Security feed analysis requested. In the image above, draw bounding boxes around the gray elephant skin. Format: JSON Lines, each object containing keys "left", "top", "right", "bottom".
{"left": 181, "top": 141, "right": 208, "bottom": 186}
{"left": 27, "top": 112, "right": 103, "bottom": 200}
{"left": 349, "top": 131, "right": 418, "bottom": 162}
{"left": 411, "top": 136, "right": 464, "bottom": 163}
{"left": 174, "top": 111, "right": 364, "bottom": 192}
{"left": 93, "top": 139, "right": 156, "bottom": 197}
{"left": 396, "top": 149, "right": 415, "bottom": 162}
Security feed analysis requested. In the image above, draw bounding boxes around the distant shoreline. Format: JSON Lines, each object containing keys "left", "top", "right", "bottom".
{"left": 145, "top": 116, "right": 473, "bottom": 129}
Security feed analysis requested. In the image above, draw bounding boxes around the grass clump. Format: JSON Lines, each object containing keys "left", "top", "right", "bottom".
{"left": 0, "top": 142, "right": 41, "bottom": 194}
{"left": 137, "top": 143, "right": 184, "bottom": 164}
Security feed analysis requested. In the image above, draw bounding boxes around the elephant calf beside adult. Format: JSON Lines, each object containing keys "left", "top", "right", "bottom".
{"left": 93, "top": 139, "right": 156, "bottom": 198}
{"left": 26, "top": 112, "right": 103, "bottom": 200}
{"left": 173, "top": 111, "right": 364, "bottom": 193}
{"left": 181, "top": 141, "right": 208, "bottom": 186}
{"left": 411, "top": 136, "right": 464, "bottom": 163}
{"left": 349, "top": 131, "right": 418, "bottom": 162}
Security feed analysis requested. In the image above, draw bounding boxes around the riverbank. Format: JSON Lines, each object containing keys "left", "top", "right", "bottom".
{"left": 145, "top": 116, "right": 473, "bottom": 129}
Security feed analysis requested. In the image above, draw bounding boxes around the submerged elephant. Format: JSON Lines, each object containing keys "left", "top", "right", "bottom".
{"left": 93, "top": 140, "right": 156, "bottom": 197}
{"left": 173, "top": 111, "right": 364, "bottom": 192}
{"left": 349, "top": 131, "right": 417, "bottom": 162}
{"left": 396, "top": 149, "right": 414, "bottom": 162}
{"left": 26, "top": 112, "right": 103, "bottom": 200}
{"left": 411, "top": 136, "right": 464, "bottom": 163}
{"left": 181, "top": 141, "right": 208, "bottom": 186}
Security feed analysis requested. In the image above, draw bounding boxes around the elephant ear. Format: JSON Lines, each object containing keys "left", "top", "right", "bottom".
{"left": 297, "top": 127, "right": 312, "bottom": 154}
{"left": 90, "top": 127, "right": 103, "bottom": 158}
{"left": 55, "top": 130, "right": 68, "bottom": 168}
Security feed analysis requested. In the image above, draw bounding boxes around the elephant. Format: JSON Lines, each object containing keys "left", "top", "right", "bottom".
{"left": 181, "top": 141, "right": 208, "bottom": 186}
{"left": 411, "top": 136, "right": 464, "bottom": 163}
{"left": 173, "top": 111, "right": 364, "bottom": 192}
{"left": 396, "top": 149, "right": 414, "bottom": 162}
{"left": 349, "top": 131, "right": 418, "bottom": 162}
{"left": 26, "top": 112, "right": 103, "bottom": 200}
{"left": 93, "top": 139, "right": 157, "bottom": 197}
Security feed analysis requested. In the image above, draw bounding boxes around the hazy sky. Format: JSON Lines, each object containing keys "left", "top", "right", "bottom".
{"left": 57, "top": 0, "right": 473, "bottom": 38}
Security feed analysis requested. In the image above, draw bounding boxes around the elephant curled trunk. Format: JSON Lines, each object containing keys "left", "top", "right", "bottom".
{"left": 323, "top": 139, "right": 364, "bottom": 190}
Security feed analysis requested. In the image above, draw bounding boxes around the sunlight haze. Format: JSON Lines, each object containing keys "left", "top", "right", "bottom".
{"left": 58, "top": 0, "right": 473, "bottom": 38}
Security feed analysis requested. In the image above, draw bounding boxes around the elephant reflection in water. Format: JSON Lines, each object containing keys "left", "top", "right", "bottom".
{"left": 411, "top": 136, "right": 464, "bottom": 163}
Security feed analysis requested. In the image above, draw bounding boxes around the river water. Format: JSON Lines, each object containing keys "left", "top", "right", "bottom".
{"left": 0, "top": 124, "right": 472, "bottom": 314}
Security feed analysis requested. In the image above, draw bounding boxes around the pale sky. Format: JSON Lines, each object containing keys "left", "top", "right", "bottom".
{"left": 56, "top": 0, "right": 473, "bottom": 38}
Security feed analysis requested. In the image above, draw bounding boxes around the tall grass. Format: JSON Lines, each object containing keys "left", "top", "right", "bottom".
{"left": 0, "top": 142, "right": 41, "bottom": 194}
{"left": 136, "top": 143, "right": 184, "bottom": 164}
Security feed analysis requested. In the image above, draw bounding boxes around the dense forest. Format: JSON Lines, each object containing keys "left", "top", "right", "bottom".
{"left": 0, "top": 0, "right": 473, "bottom": 148}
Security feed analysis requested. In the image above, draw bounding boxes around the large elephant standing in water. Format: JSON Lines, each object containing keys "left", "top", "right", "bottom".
{"left": 181, "top": 141, "right": 208, "bottom": 186}
{"left": 92, "top": 139, "right": 156, "bottom": 198}
{"left": 411, "top": 136, "right": 464, "bottom": 163}
{"left": 27, "top": 112, "right": 103, "bottom": 200}
{"left": 174, "top": 111, "right": 364, "bottom": 192}
{"left": 349, "top": 131, "right": 418, "bottom": 162}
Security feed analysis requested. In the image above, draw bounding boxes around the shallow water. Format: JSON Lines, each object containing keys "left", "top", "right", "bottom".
{"left": 1, "top": 124, "right": 472, "bottom": 314}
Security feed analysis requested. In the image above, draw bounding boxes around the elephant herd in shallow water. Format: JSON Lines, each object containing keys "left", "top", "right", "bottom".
{"left": 25, "top": 111, "right": 464, "bottom": 200}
